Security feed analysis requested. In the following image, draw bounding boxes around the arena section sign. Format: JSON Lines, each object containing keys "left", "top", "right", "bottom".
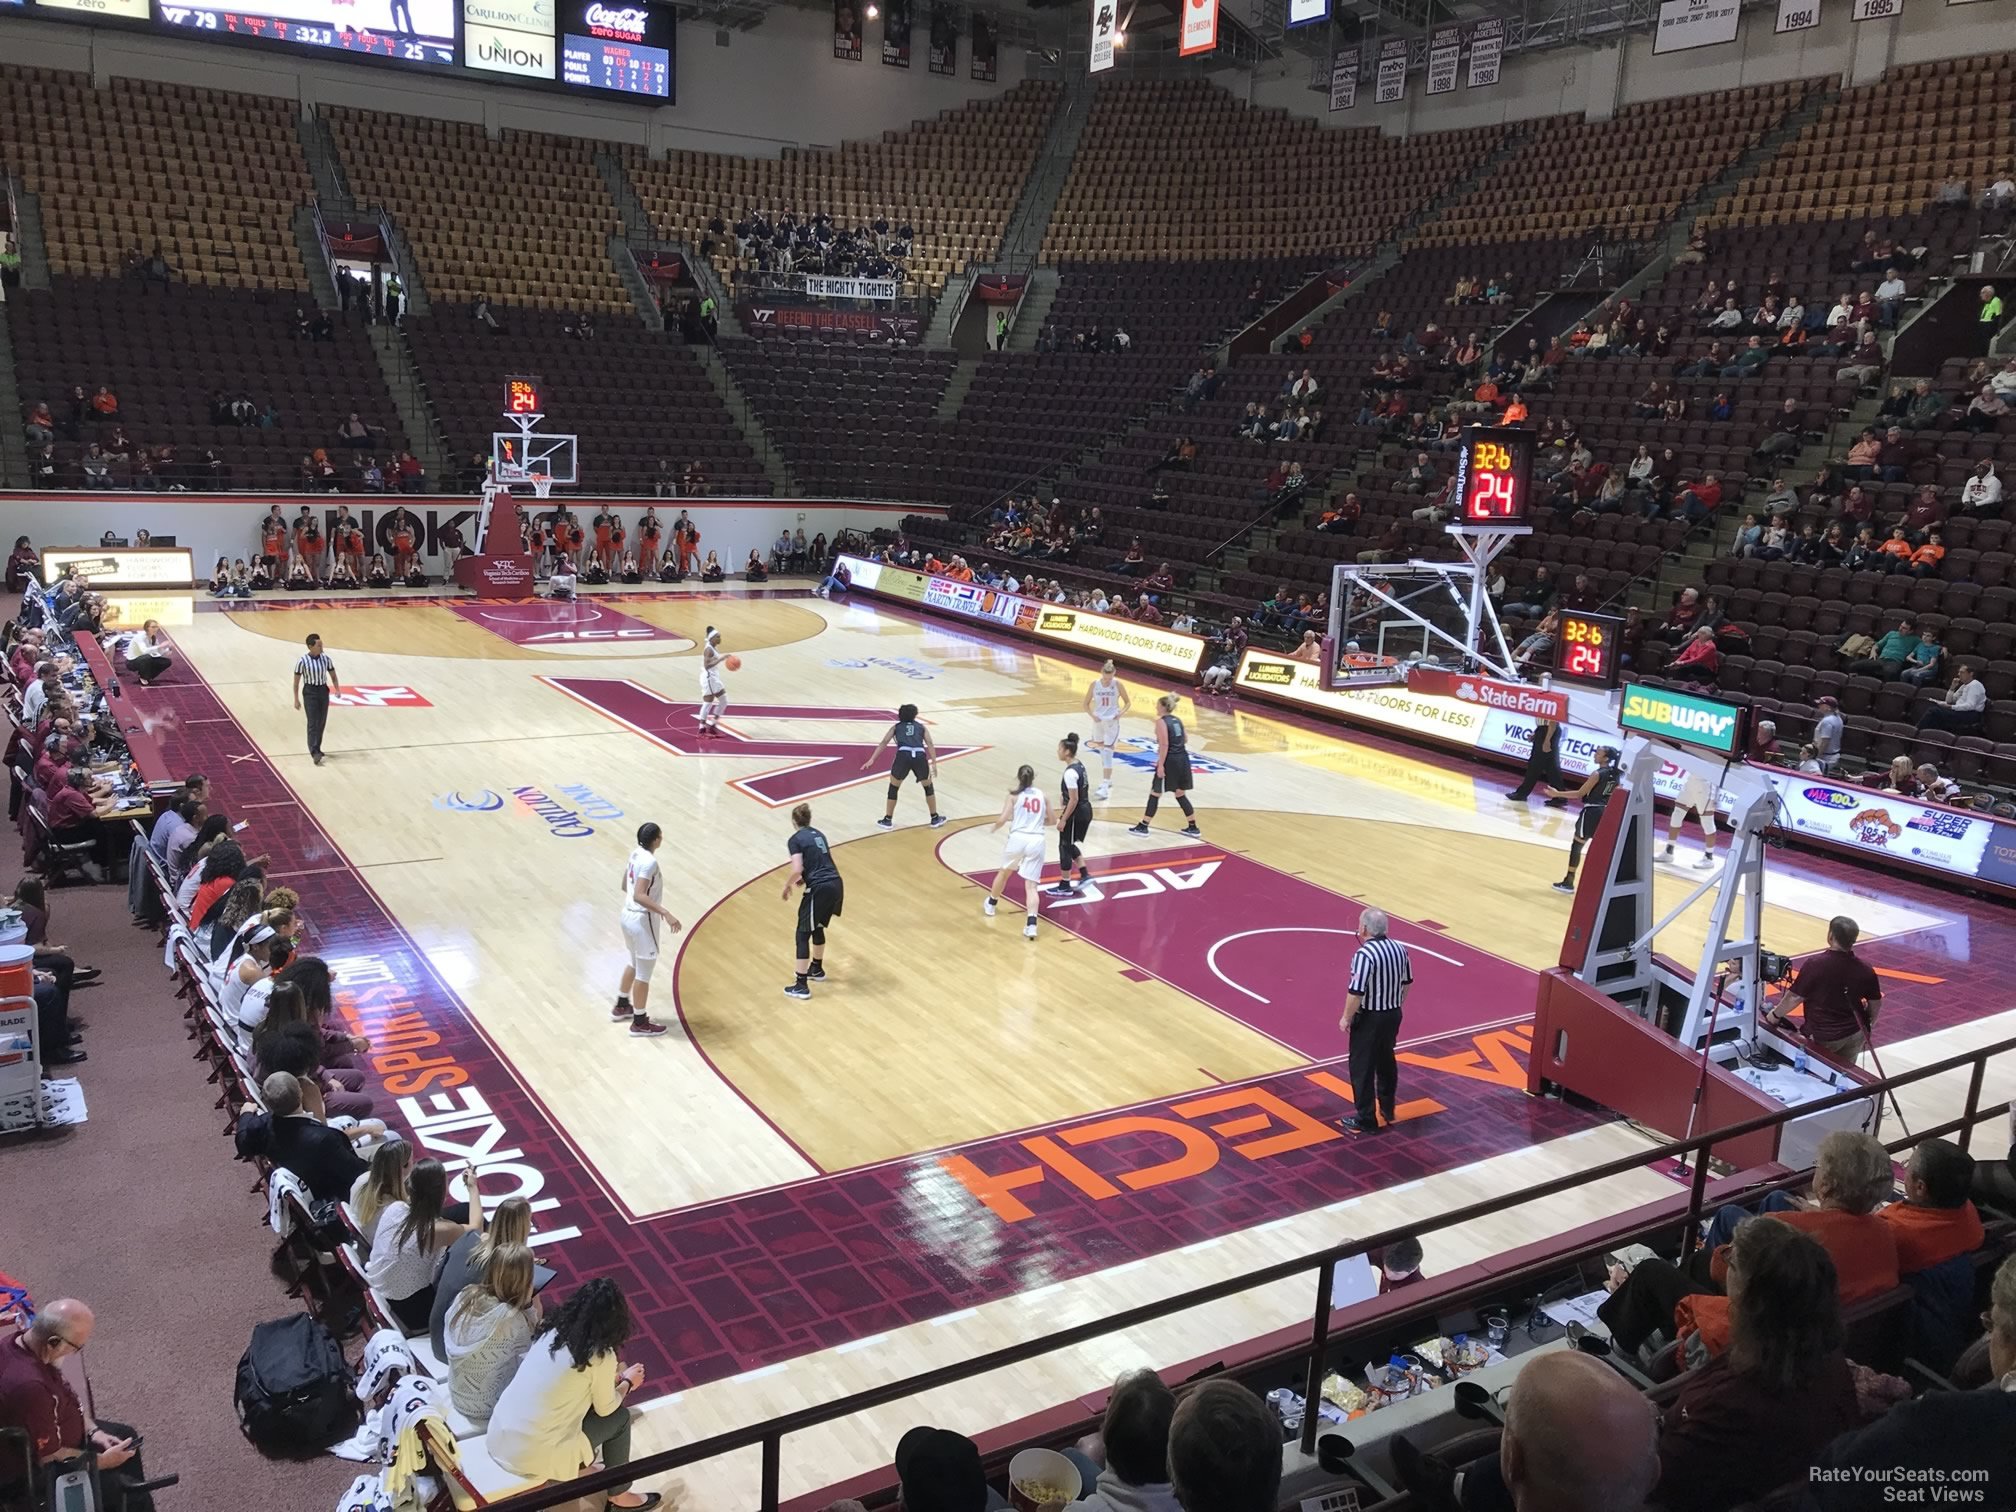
{"left": 839, "top": 556, "right": 1206, "bottom": 675}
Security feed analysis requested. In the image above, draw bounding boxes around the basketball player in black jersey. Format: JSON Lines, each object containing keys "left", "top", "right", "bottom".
{"left": 1547, "top": 745, "right": 1623, "bottom": 894}
{"left": 861, "top": 703, "right": 948, "bottom": 829}
{"left": 1047, "top": 733, "right": 1096, "bottom": 897}
{"left": 1128, "top": 693, "right": 1201, "bottom": 838}
{"left": 782, "top": 802, "right": 844, "bottom": 999}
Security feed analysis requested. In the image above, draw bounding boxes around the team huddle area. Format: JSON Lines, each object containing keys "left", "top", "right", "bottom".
{"left": 10, "top": 1, "right": 2016, "bottom": 1510}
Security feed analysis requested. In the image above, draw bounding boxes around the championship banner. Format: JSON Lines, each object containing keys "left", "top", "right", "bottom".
{"left": 881, "top": 0, "right": 912, "bottom": 66}
{"left": 1328, "top": 46, "right": 1359, "bottom": 110}
{"left": 1654, "top": 0, "right": 1740, "bottom": 51}
{"left": 928, "top": 0, "right": 956, "bottom": 73}
{"left": 740, "top": 303, "right": 923, "bottom": 342}
{"left": 1090, "top": 0, "right": 1115, "bottom": 71}
{"left": 1375, "top": 37, "right": 1408, "bottom": 103}
{"left": 801, "top": 274, "right": 902, "bottom": 300}
{"left": 1426, "top": 25, "right": 1460, "bottom": 94}
{"left": 1466, "top": 18, "right": 1502, "bottom": 87}
{"left": 1775, "top": 0, "right": 1819, "bottom": 29}
{"left": 1851, "top": 0, "right": 1899, "bottom": 17}
{"left": 1287, "top": 0, "right": 1328, "bottom": 24}
{"left": 1178, "top": 0, "right": 1217, "bottom": 56}
{"left": 834, "top": 0, "right": 862, "bottom": 59}
{"left": 971, "top": 9, "right": 996, "bottom": 78}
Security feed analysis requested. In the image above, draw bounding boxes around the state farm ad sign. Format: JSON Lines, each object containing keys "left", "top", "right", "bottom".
{"left": 1405, "top": 667, "right": 1570, "bottom": 725}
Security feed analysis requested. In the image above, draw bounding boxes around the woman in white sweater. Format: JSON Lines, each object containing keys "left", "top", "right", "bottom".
{"left": 443, "top": 1241, "right": 540, "bottom": 1429}
{"left": 485, "top": 1278, "right": 659, "bottom": 1510}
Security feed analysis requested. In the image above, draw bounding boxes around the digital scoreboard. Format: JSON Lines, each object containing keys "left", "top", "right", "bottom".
{"left": 506, "top": 377, "right": 543, "bottom": 415}
{"left": 1554, "top": 609, "right": 1623, "bottom": 688}
{"left": 1452, "top": 426, "right": 1536, "bottom": 527}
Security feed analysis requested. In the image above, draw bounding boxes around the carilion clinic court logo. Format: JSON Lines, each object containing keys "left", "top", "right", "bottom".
{"left": 434, "top": 784, "right": 622, "bottom": 838}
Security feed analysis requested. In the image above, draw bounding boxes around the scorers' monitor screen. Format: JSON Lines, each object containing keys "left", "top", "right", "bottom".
{"left": 1453, "top": 426, "right": 1536, "bottom": 526}
{"left": 1554, "top": 609, "right": 1623, "bottom": 688}
{"left": 560, "top": 0, "right": 672, "bottom": 96}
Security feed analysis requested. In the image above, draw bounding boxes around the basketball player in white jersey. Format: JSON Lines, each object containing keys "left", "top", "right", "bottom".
{"left": 698, "top": 626, "right": 728, "bottom": 735}
{"left": 1664, "top": 769, "right": 1721, "bottom": 868}
{"left": 983, "top": 763, "right": 1049, "bottom": 939}
{"left": 611, "top": 821, "right": 683, "bottom": 1036}
{"left": 1082, "top": 661, "right": 1132, "bottom": 799}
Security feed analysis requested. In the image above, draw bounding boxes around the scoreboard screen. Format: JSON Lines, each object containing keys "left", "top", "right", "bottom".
{"left": 1554, "top": 609, "right": 1623, "bottom": 688}
{"left": 1453, "top": 426, "right": 1536, "bottom": 526}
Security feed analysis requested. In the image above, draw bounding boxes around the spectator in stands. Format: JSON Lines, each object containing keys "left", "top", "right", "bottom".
{"left": 474, "top": 295, "right": 504, "bottom": 334}
{"left": 1061, "top": 1369, "right": 1179, "bottom": 1512}
{"left": 1903, "top": 380, "right": 1951, "bottom": 431}
{"left": 1167, "top": 1379, "right": 1278, "bottom": 1512}
{"left": 1961, "top": 460, "right": 2003, "bottom": 515}
{"left": 1841, "top": 429, "right": 1883, "bottom": 481}
{"left": 1961, "top": 385, "right": 2010, "bottom": 433}
{"left": 1706, "top": 298, "right": 1745, "bottom": 332}
{"left": 337, "top": 412, "right": 379, "bottom": 451}
{"left": 1667, "top": 627, "right": 1721, "bottom": 686}
{"left": 1653, "top": 1219, "right": 1859, "bottom": 1512}
{"left": 485, "top": 1277, "right": 659, "bottom": 1510}
{"left": 89, "top": 384, "right": 119, "bottom": 419}
{"left": 1512, "top": 615, "right": 1558, "bottom": 675}
{"left": 1897, "top": 483, "right": 1947, "bottom": 541}
{"left": 1981, "top": 284, "right": 2005, "bottom": 328}
{"left": 1754, "top": 398, "right": 1806, "bottom": 460}
{"left": 1845, "top": 616, "right": 1919, "bottom": 678}
{"left": 683, "top": 460, "right": 710, "bottom": 497}
{"left": 1720, "top": 335, "right": 1772, "bottom": 379}
{"left": 1918, "top": 663, "right": 1988, "bottom": 735}
{"left": 1146, "top": 438, "right": 1195, "bottom": 476}
{"left": 1897, "top": 624, "right": 1946, "bottom": 687}
{"left": 1502, "top": 566, "right": 1556, "bottom": 621}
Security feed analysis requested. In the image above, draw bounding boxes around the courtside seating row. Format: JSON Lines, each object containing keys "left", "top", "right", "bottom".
{"left": 147, "top": 834, "right": 543, "bottom": 1509}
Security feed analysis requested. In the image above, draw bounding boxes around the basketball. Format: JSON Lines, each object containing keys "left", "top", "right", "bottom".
{"left": 725, "top": 654, "right": 743, "bottom": 672}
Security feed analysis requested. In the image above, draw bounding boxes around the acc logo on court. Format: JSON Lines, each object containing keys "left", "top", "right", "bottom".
{"left": 435, "top": 789, "right": 506, "bottom": 812}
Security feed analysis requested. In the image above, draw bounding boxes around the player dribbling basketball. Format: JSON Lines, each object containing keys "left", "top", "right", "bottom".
{"left": 862, "top": 702, "right": 947, "bottom": 829}
{"left": 1047, "top": 733, "right": 1094, "bottom": 898}
{"left": 1082, "top": 661, "right": 1131, "bottom": 800}
{"left": 698, "top": 627, "right": 728, "bottom": 735}
{"left": 984, "top": 764, "right": 1049, "bottom": 939}
{"left": 612, "top": 822, "right": 682, "bottom": 1037}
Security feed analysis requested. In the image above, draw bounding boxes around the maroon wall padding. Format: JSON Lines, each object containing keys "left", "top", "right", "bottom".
{"left": 1528, "top": 967, "right": 1779, "bottom": 1169}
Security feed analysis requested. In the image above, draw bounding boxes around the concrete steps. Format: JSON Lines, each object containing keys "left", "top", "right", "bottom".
{"left": 4, "top": 177, "right": 48, "bottom": 292}
{"left": 935, "top": 358, "right": 981, "bottom": 424}
{"left": 697, "top": 348, "right": 796, "bottom": 497}
{"left": 292, "top": 206, "right": 342, "bottom": 312}
{"left": 366, "top": 324, "right": 453, "bottom": 481}
{"left": 0, "top": 300, "right": 27, "bottom": 488}
{"left": 1003, "top": 267, "right": 1060, "bottom": 352}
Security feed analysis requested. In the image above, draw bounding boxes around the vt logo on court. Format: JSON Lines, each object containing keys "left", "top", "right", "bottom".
{"left": 539, "top": 676, "right": 983, "bottom": 806}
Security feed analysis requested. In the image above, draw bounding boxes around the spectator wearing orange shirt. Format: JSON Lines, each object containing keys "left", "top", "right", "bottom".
{"left": 1878, "top": 526, "right": 1915, "bottom": 569}
{"left": 1908, "top": 529, "right": 1946, "bottom": 579}
{"left": 1601, "top": 1130, "right": 1900, "bottom": 1361}
{"left": 1880, "top": 1139, "right": 1984, "bottom": 1274}
{"left": 90, "top": 384, "right": 119, "bottom": 417}
{"left": 1500, "top": 393, "right": 1529, "bottom": 425}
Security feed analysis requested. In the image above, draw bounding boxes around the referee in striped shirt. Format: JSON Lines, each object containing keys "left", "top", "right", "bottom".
{"left": 291, "top": 633, "right": 341, "bottom": 767}
{"left": 1339, "top": 907, "right": 1411, "bottom": 1135}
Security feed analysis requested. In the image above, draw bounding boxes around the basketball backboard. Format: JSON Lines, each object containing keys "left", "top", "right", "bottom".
{"left": 492, "top": 430, "right": 579, "bottom": 486}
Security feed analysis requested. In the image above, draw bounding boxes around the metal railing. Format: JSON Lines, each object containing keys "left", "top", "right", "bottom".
{"left": 479, "top": 1030, "right": 2016, "bottom": 1512}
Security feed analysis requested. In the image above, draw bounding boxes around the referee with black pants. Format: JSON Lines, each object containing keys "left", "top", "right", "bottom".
{"left": 1340, "top": 906, "right": 1411, "bottom": 1135}
{"left": 292, "top": 633, "right": 341, "bottom": 766}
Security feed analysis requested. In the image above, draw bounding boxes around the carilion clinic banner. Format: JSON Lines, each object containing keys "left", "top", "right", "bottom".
{"left": 840, "top": 556, "right": 1205, "bottom": 674}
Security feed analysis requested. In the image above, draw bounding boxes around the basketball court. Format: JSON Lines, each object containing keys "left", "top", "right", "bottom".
{"left": 137, "top": 582, "right": 2016, "bottom": 1502}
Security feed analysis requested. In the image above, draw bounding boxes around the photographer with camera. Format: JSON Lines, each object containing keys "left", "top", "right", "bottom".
{"left": 1764, "top": 915, "right": 1882, "bottom": 1065}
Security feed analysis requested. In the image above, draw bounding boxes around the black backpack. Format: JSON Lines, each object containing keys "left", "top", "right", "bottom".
{"left": 234, "top": 1315, "right": 359, "bottom": 1454}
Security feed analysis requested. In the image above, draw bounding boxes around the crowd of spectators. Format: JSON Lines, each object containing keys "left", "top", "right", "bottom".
{"left": 712, "top": 208, "right": 917, "bottom": 290}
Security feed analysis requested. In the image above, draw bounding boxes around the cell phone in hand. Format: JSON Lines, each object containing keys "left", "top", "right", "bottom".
{"left": 232, "top": 821, "right": 250, "bottom": 832}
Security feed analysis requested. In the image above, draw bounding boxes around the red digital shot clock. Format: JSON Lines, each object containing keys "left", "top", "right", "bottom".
{"left": 1455, "top": 427, "right": 1536, "bottom": 525}
{"left": 1554, "top": 609, "right": 1623, "bottom": 688}
{"left": 506, "top": 378, "right": 542, "bottom": 415}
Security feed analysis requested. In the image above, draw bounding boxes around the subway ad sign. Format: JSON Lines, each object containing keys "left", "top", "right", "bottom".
{"left": 1618, "top": 683, "right": 1746, "bottom": 757}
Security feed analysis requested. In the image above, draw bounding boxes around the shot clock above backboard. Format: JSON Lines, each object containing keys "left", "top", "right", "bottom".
{"left": 1451, "top": 426, "right": 1536, "bottom": 528}
{"left": 506, "top": 377, "right": 543, "bottom": 416}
